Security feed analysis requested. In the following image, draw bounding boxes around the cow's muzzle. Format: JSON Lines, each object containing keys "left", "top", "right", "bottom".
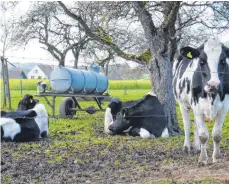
{"left": 204, "top": 83, "right": 220, "bottom": 94}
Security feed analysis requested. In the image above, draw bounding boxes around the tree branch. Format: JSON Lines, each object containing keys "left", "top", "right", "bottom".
{"left": 58, "top": 1, "right": 148, "bottom": 64}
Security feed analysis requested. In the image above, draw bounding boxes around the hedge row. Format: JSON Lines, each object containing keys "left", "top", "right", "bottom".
{"left": 1, "top": 79, "right": 151, "bottom": 90}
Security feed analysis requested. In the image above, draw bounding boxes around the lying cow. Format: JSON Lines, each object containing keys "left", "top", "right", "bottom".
{"left": 173, "top": 37, "right": 229, "bottom": 164}
{"left": 1, "top": 94, "right": 49, "bottom": 142}
{"left": 104, "top": 93, "right": 169, "bottom": 138}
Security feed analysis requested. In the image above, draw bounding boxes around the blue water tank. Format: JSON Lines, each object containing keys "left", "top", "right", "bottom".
{"left": 49, "top": 65, "right": 108, "bottom": 94}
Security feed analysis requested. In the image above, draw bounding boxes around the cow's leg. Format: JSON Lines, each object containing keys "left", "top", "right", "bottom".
{"left": 195, "top": 114, "right": 209, "bottom": 164}
{"left": 179, "top": 104, "right": 191, "bottom": 153}
{"left": 212, "top": 105, "right": 229, "bottom": 163}
{"left": 193, "top": 121, "right": 200, "bottom": 153}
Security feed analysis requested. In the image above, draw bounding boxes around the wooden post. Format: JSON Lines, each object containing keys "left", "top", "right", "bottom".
{"left": 1, "top": 57, "right": 6, "bottom": 107}
{"left": 124, "top": 85, "right": 127, "bottom": 95}
{"left": 1, "top": 57, "right": 11, "bottom": 109}
{"left": 20, "top": 78, "right": 22, "bottom": 95}
{"left": 5, "top": 59, "right": 11, "bottom": 110}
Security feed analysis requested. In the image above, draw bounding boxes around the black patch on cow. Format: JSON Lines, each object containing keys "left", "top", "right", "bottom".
{"left": 108, "top": 102, "right": 122, "bottom": 119}
{"left": 218, "top": 48, "right": 229, "bottom": 101}
{"left": 186, "top": 78, "right": 191, "bottom": 94}
{"left": 13, "top": 118, "right": 40, "bottom": 142}
{"left": 1, "top": 110, "right": 37, "bottom": 120}
{"left": 41, "top": 131, "right": 48, "bottom": 138}
{"left": 1, "top": 118, "right": 40, "bottom": 142}
{"left": 110, "top": 95, "right": 168, "bottom": 138}
{"left": 178, "top": 79, "right": 186, "bottom": 97}
{"left": 128, "top": 127, "right": 141, "bottom": 137}
{"left": 17, "top": 94, "right": 38, "bottom": 111}
{"left": 173, "top": 57, "right": 192, "bottom": 99}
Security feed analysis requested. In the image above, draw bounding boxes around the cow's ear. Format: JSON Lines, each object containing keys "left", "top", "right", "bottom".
{"left": 180, "top": 46, "right": 200, "bottom": 59}
{"left": 223, "top": 45, "right": 229, "bottom": 57}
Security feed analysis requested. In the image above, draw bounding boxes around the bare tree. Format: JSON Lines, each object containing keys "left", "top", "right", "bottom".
{"left": 0, "top": 2, "right": 19, "bottom": 109}
{"left": 14, "top": 2, "right": 90, "bottom": 68}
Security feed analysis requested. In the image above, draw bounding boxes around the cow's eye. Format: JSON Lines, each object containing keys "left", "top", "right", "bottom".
{"left": 220, "top": 59, "right": 226, "bottom": 65}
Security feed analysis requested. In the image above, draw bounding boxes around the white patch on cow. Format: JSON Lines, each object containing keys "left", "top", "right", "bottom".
{"left": 139, "top": 128, "right": 151, "bottom": 138}
{"left": 161, "top": 127, "right": 169, "bottom": 138}
{"left": 147, "top": 92, "right": 156, "bottom": 96}
{"left": 198, "top": 94, "right": 223, "bottom": 120}
{"left": 1, "top": 118, "right": 21, "bottom": 140}
{"left": 204, "top": 38, "right": 222, "bottom": 89}
{"left": 104, "top": 107, "right": 113, "bottom": 134}
{"left": 33, "top": 103, "right": 49, "bottom": 137}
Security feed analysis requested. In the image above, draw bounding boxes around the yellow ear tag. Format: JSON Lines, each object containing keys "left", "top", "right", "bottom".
{"left": 187, "top": 52, "right": 192, "bottom": 59}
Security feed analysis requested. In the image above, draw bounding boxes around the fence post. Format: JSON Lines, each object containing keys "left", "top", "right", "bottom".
{"left": 20, "top": 78, "right": 22, "bottom": 95}
{"left": 124, "top": 85, "right": 127, "bottom": 95}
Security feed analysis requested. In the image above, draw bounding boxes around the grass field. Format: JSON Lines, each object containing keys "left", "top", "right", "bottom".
{"left": 1, "top": 88, "right": 229, "bottom": 184}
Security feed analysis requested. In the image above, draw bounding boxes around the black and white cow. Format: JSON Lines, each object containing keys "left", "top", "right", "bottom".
{"left": 1, "top": 94, "right": 49, "bottom": 142}
{"left": 173, "top": 38, "right": 229, "bottom": 164}
{"left": 104, "top": 93, "right": 169, "bottom": 138}
{"left": 37, "top": 81, "right": 47, "bottom": 93}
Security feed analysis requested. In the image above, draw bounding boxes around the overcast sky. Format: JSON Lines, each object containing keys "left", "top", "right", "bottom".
{"left": 1, "top": 1, "right": 229, "bottom": 67}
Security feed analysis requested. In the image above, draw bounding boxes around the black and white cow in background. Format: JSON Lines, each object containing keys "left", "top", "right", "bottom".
{"left": 173, "top": 37, "right": 229, "bottom": 164}
{"left": 37, "top": 81, "right": 47, "bottom": 93}
{"left": 104, "top": 93, "right": 169, "bottom": 138}
{"left": 1, "top": 94, "right": 49, "bottom": 142}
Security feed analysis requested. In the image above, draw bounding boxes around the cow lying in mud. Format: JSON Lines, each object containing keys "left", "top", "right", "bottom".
{"left": 104, "top": 93, "right": 169, "bottom": 138}
{"left": 1, "top": 94, "right": 49, "bottom": 142}
{"left": 173, "top": 38, "right": 229, "bottom": 164}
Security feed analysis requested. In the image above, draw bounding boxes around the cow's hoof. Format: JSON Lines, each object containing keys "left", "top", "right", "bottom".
{"left": 183, "top": 146, "right": 190, "bottom": 154}
{"left": 213, "top": 157, "right": 222, "bottom": 163}
{"left": 193, "top": 146, "right": 201, "bottom": 154}
{"left": 198, "top": 156, "right": 208, "bottom": 165}
{"left": 198, "top": 160, "right": 208, "bottom": 167}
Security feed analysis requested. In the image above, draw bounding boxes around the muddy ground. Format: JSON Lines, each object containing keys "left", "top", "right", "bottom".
{"left": 1, "top": 134, "right": 229, "bottom": 184}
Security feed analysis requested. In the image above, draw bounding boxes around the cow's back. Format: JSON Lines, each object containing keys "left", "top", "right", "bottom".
{"left": 127, "top": 95, "right": 167, "bottom": 137}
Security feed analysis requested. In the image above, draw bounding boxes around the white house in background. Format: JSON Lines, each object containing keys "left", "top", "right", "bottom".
{"left": 26, "top": 64, "right": 53, "bottom": 79}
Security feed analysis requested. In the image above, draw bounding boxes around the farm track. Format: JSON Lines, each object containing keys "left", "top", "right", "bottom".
{"left": 1, "top": 131, "right": 229, "bottom": 184}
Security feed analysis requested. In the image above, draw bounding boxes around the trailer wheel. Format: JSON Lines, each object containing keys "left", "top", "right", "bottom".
{"left": 59, "top": 97, "right": 76, "bottom": 118}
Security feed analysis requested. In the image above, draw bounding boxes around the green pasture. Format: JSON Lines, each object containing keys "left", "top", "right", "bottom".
{"left": 0, "top": 79, "right": 151, "bottom": 91}
{"left": 1, "top": 87, "right": 229, "bottom": 149}
{"left": 1, "top": 86, "right": 229, "bottom": 183}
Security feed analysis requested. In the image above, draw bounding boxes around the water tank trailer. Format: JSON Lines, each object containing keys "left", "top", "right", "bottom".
{"left": 36, "top": 64, "right": 110, "bottom": 118}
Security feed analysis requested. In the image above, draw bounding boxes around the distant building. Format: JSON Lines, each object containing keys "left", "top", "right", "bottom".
{"left": 27, "top": 64, "right": 53, "bottom": 79}
{"left": 8, "top": 70, "right": 27, "bottom": 79}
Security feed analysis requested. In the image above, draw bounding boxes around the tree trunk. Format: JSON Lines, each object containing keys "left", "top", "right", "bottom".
{"left": 1, "top": 58, "right": 7, "bottom": 107}
{"left": 132, "top": 2, "right": 182, "bottom": 135}
{"left": 149, "top": 53, "right": 181, "bottom": 135}
{"left": 59, "top": 55, "right": 65, "bottom": 67}
{"left": 73, "top": 50, "right": 79, "bottom": 69}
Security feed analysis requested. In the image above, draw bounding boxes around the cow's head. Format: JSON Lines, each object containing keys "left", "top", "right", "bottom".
{"left": 17, "top": 94, "right": 39, "bottom": 111}
{"left": 180, "top": 38, "right": 229, "bottom": 96}
{"left": 108, "top": 98, "right": 122, "bottom": 121}
{"left": 109, "top": 108, "right": 132, "bottom": 133}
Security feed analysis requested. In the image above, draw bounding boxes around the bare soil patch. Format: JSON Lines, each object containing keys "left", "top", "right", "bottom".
{"left": 1, "top": 137, "right": 229, "bottom": 184}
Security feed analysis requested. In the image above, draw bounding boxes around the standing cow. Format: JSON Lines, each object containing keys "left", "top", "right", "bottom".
{"left": 173, "top": 38, "right": 229, "bottom": 164}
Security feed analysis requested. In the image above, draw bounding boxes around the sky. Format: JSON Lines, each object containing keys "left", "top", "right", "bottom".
{"left": 1, "top": 1, "right": 229, "bottom": 67}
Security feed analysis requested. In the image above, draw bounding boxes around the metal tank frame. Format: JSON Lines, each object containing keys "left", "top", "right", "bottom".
{"left": 35, "top": 91, "right": 111, "bottom": 118}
